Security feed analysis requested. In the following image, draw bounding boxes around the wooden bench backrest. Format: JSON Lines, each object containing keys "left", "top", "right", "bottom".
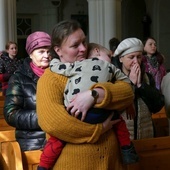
{"left": 0, "top": 95, "right": 41, "bottom": 170}
{"left": 0, "top": 96, "right": 15, "bottom": 131}
{"left": 7, "top": 141, "right": 23, "bottom": 170}
{"left": 152, "top": 106, "right": 169, "bottom": 137}
{"left": 22, "top": 149, "right": 42, "bottom": 170}
{"left": 0, "top": 130, "right": 42, "bottom": 170}
{"left": 3, "top": 141, "right": 42, "bottom": 170}
{"left": 0, "top": 129, "right": 15, "bottom": 142}
{"left": 126, "top": 136, "right": 170, "bottom": 170}
{"left": 0, "top": 96, "right": 5, "bottom": 119}
{"left": 0, "top": 130, "right": 16, "bottom": 170}
{"left": 1, "top": 131, "right": 170, "bottom": 170}
{"left": 0, "top": 100, "right": 4, "bottom": 118}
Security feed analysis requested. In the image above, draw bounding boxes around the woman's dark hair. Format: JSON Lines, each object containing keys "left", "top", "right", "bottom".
{"left": 50, "top": 20, "right": 81, "bottom": 59}
{"left": 143, "top": 36, "right": 164, "bottom": 64}
{"left": 109, "top": 37, "right": 120, "bottom": 53}
{"left": 5, "top": 41, "right": 18, "bottom": 50}
{"left": 111, "top": 56, "right": 122, "bottom": 70}
{"left": 143, "top": 36, "right": 156, "bottom": 48}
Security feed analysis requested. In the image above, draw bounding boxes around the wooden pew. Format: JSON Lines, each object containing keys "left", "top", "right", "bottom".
{"left": 5, "top": 136, "right": 170, "bottom": 170}
{"left": 22, "top": 148, "right": 42, "bottom": 170}
{"left": 0, "top": 119, "right": 15, "bottom": 131}
{"left": 0, "top": 95, "right": 41, "bottom": 170}
{"left": 1, "top": 141, "right": 23, "bottom": 170}
{"left": 126, "top": 136, "right": 170, "bottom": 170}
{"left": 0, "top": 129, "right": 41, "bottom": 170}
{"left": 5, "top": 141, "right": 41, "bottom": 170}
{"left": 152, "top": 106, "right": 169, "bottom": 137}
{"left": 0, "top": 96, "right": 5, "bottom": 118}
{"left": 0, "top": 129, "right": 17, "bottom": 170}
{"left": 0, "top": 96, "right": 15, "bottom": 131}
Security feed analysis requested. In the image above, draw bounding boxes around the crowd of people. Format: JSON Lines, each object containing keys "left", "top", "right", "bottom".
{"left": 1, "top": 19, "right": 168, "bottom": 170}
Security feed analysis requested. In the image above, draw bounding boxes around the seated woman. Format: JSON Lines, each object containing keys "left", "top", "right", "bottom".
{"left": 0, "top": 41, "right": 22, "bottom": 95}
{"left": 112, "top": 37, "right": 165, "bottom": 140}
{"left": 3, "top": 31, "right": 51, "bottom": 151}
{"left": 142, "top": 37, "right": 166, "bottom": 91}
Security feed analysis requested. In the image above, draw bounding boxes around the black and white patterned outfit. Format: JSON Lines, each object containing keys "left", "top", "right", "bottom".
{"left": 50, "top": 57, "right": 130, "bottom": 123}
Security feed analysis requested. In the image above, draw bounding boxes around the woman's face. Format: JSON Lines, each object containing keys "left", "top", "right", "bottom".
{"left": 119, "top": 51, "right": 142, "bottom": 75}
{"left": 54, "top": 28, "right": 87, "bottom": 63}
{"left": 30, "top": 47, "right": 51, "bottom": 68}
{"left": 6, "top": 44, "right": 18, "bottom": 58}
{"left": 144, "top": 38, "right": 157, "bottom": 56}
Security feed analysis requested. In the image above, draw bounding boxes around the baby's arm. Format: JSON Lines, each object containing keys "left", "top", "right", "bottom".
{"left": 37, "top": 69, "right": 103, "bottom": 144}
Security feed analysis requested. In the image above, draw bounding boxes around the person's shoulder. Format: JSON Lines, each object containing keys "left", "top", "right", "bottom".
{"left": 141, "top": 55, "right": 147, "bottom": 62}
{"left": 42, "top": 68, "right": 56, "bottom": 77}
{"left": 0, "top": 54, "right": 8, "bottom": 60}
{"left": 38, "top": 68, "right": 57, "bottom": 85}
{"left": 41, "top": 68, "right": 67, "bottom": 82}
{"left": 38, "top": 68, "right": 68, "bottom": 90}
{"left": 162, "top": 72, "right": 170, "bottom": 82}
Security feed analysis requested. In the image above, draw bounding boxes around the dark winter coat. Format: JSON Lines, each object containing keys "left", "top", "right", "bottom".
{"left": 3, "top": 57, "right": 46, "bottom": 151}
{"left": 0, "top": 54, "right": 22, "bottom": 95}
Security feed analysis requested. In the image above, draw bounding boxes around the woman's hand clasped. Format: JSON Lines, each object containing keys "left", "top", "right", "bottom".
{"left": 129, "top": 63, "right": 141, "bottom": 87}
{"left": 66, "top": 90, "right": 95, "bottom": 121}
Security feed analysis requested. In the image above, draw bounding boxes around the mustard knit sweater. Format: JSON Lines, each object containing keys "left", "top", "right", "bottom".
{"left": 37, "top": 68, "right": 134, "bottom": 170}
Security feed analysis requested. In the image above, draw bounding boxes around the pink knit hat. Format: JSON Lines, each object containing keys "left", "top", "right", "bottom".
{"left": 26, "top": 31, "right": 51, "bottom": 55}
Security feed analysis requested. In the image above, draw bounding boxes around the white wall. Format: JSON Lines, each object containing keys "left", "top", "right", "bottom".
{"left": 15, "top": 0, "right": 170, "bottom": 70}
{"left": 16, "top": 0, "right": 88, "bottom": 34}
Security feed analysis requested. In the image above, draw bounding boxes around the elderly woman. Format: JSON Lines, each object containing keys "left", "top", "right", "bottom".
{"left": 112, "top": 37, "right": 164, "bottom": 140}
{"left": 3, "top": 31, "right": 51, "bottom": 151}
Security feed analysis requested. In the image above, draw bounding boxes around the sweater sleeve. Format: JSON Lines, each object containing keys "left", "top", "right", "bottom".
{"left": 36, "top": 69, "right": 102, "bottom": 144}
{"left": 91, "top": 81, "right": 134, "bottom": 111}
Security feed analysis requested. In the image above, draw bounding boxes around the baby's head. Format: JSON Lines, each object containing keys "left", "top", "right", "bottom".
{"left": 87, "top": 43, "right": 112, "bottom": 62}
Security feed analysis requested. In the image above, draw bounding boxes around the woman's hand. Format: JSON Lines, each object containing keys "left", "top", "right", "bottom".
{"left": 129, "top": 63, "right": 141, "bottom": 87}
{"left": 102, "top": 113, "right": 121, "bottom": 134}
{"left": 66, "top": 90, "right": 95, "bottom": 121}
{"left": 67, "top": 88, "right": 105, "bottom": 121}
{"left": 136, "top": 64, "right": 141, "bottom": 87}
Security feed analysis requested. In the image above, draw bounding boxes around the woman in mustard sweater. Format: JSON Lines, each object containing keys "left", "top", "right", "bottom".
{"left": 36, "top": 20, "right": 134, "bottom": 170}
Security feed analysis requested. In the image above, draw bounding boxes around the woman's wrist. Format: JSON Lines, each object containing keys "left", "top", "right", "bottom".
{"left": 92, "top": 88, "right": 104, "bottom": 104}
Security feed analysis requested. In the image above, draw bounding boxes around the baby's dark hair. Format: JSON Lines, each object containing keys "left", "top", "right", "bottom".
{"left": 109, "top": 37, "right": 120, "bottom": 53}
